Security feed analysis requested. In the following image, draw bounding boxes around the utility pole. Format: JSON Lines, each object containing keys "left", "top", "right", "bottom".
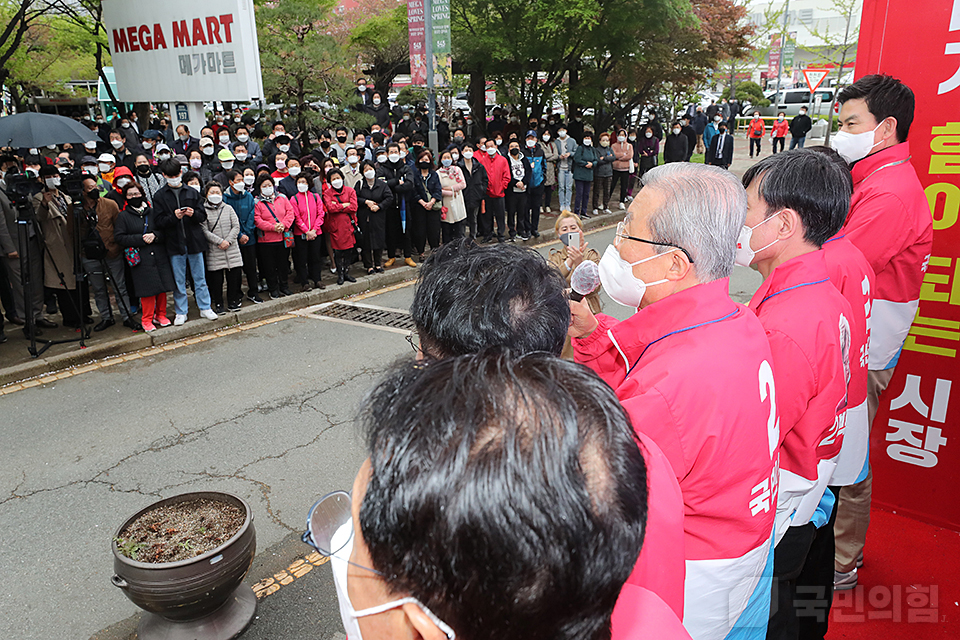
{"left": 774, "top": 0, "right": 789, "bottom": 109}
{"left": 424, "top": 0, "right": 438, "bottom": 152}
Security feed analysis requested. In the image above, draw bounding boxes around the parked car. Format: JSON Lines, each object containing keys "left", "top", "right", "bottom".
{"left": 742, "top": 88, "right": 835, "bottom": 117}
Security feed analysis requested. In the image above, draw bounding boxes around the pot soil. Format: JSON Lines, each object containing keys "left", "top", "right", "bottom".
{"left": 116, "top": 497, "right": 245, "bottom": 564}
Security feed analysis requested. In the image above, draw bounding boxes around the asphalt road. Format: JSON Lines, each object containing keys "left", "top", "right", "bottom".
{"left": 0, "top": 224, "right": 763, "bottom": 639}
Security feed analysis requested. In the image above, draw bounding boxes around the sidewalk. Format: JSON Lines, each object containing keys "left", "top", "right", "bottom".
{"left": 0, "top": 207, "right": 624, "bottom": 388}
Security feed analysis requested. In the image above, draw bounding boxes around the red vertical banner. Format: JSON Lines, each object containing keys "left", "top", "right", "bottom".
{"left": 858, "top": 0, "right": 960, "bottom": 531}
{"left": 407, "top": 0, "right": 427, "bottom": 86}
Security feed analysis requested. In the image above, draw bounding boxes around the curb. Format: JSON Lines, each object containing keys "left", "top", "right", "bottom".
{"left": 0, "top": 212, "right": 620, "bottom": 388}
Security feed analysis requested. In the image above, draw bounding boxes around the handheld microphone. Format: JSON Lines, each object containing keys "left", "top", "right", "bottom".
{"left": 570, "top": 260, "right": 601, "bottom": 302}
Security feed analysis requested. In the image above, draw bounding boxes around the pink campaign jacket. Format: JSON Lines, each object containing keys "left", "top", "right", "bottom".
{"left": 748, "top": 250, "right": 853, "bottom": 543}
{"left": 612, "top": 584, "right": 693, "bottom": 640}
{"left": 823, "top": 234, "right": 876, "bottom": 485}
{"left": 290, "top": 191, "right": 325, "bottom": 237}
{"left": 845, "top": 142, "right": 933, "bottom": 370}
{"left": 575, "top": 278, "right": 777, "bottom": 640}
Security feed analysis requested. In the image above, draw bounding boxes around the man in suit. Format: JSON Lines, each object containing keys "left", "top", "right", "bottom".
{"left": 706, "top": 123, "right": 734, "bottom": 169}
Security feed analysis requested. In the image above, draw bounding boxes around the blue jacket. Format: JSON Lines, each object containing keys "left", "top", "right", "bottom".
{"left": 572, "top": 144, "right": 600, "bottom": 182}
{"left": 703, "top": 122, "right": 719, "bottom": 150}
{"left": 524, "top": 145, "right": 545, "bottom": 188}
{"left": 412, "top": 169, "right": 442, "bottom": 206}
{"left": 223, "top": 188, "right": 257, "bottom": 244}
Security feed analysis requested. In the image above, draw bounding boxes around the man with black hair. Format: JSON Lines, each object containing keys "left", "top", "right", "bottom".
{"left": 379, "top": 142, "right": 416, "bottom": 269}
{"left": 739, "top": 151, "right": 856, "bottom": 640}
{"left": 262, "top": 121, "right": 301, "bottom": 159}
{"left": 705, "top": 123, "right": 733, "bottom": 169}
{"left": 679, "top": 116, "right": 697, "bottom": 162}
{"left": 323, "top": 349, "right": 695, "bottom": 640}
{"left": 830, "top": 74, "right": 933, "bottom": 591}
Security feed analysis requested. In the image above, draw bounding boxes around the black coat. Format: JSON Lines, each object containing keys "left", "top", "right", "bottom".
{"left": 706, "top": 132, "right": 734, "bottom": 167}
{"left": 153, "top": 184, "right": 208, "bottom": 255}
{"left": 356, "top": 177, "right": 394, "bottom": 251}
{"left": 790, "top": 114, "right": 813, "bottom": 138}
{"left": 458, "top": 158, "right": 488, "bottom": 209}
{"left": 663, "top": 133, "right": 689, "bottom": 164}
{"left": 378, "top": 160, "right": 415, "bottom": 208}
{"left": 365, "top": 102, "right": 392, "bottom": 129}
{"left": 114, "top": 205, "right": 175, "bottom": 298}
{"left": 680, "top": 125, "right": 697, "bottom": 160}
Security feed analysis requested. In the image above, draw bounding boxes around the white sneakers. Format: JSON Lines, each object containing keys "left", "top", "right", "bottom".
{"left": 618, "top": 202, "right": 626, "bottom": 210}
{"left": 201, "top": 308, "right": 218, "bottom": 321}
{"left": 173, "top": 314, "right": 187, "bottom": 326}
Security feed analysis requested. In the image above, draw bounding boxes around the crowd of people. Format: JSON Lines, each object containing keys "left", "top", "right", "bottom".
{"left": 311, "top": 74, "right": 931, "bottom": 640}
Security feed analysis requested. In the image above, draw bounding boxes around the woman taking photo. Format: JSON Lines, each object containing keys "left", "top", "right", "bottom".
{"left": 201, "top": 182, "right": 244, "bottom": 313}
{"left": 411, "top": 149, "right": 442, "bottom": 260}
{"left": 547, "top": 211, "right": 601, "bottom": 360}
{"left": 355, "top": 160, "right": 393, "bottom": 274}
{"left": 114, "top": 182, "right": 174, "bottom": 331}
{"left": 253, "top": 173, "right": 295, "bottom": 299}
{"left": 321, "top": 168, "right": 359, "bottom": 286}
{"left": 290, "top": 172, "right": 326, "bottom": 290}
{"left": 437, "top": 149, "right": 467, "bottom": 242}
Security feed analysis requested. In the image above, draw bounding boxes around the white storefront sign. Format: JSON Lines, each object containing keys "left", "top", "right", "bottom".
{"left": 102, "top": 0, "right": 264, "bottom": 102}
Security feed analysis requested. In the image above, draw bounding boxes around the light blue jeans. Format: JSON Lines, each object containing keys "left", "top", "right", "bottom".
{"left": 169, "top": 252, "right": 212, "bottom": 315}
{"left": 557, "top": 169, "right": 573, "bottom": 211}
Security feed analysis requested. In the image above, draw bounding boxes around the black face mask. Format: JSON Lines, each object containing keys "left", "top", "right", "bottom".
{"left": 136, "top": 165, "right": 151, "bottom": 177}
{"left": 320, "top": 141, "right": 331, "bottom": 149}
{"left": 510, "top": 148, "right": 520, "bottom": 156}
{"left": 418, "top": 161, "right": 432, "bottom": 170}
{"left": 127, "top": 196, "right": 144, "bottom": 208}
{"left": 336, "top": 135, "right": 347, "bottom": 143}
{"left": 85, "top": 189, "right": 100, "bottom": 202}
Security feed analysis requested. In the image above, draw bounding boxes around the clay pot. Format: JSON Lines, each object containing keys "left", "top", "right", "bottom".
{"left": 111, "top": 491, "right": 257, "bottom": 640}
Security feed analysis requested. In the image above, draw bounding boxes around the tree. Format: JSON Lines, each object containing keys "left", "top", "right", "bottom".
{"left": 350, "top": 4, "right": 409, "bottom": 97}
{"left": 735, "top": 80, "right": 769, "bottom": 107}
{"left": 804, "top": 0, "right": 859, "bottom": 143}
{"left": 256, "top": 0, "right": 371, "bottom": 142}
{"left": 718, "top": 0, "right": 781, "bottom": 102}
{"left": 0, "top": 0, "right": 56, "bottom": 100}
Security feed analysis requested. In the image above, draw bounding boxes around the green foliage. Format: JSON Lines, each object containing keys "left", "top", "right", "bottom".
{"left": 396, "top": 87, "right": 427, "bottom": 107}
{"left": 350, "top": 4, "right": 408, "bottom": 95}
{"left": 735, "top": 81, "right": 769, "bottom": 107}
{"left": 115, "top": 537, "right": 143, "bottom": 560}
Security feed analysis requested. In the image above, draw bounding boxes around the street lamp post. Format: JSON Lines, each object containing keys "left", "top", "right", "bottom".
{"left": 424, "top": 0, "right": 438, "bottom": 152}
{"left": 774, "top": 0, "right": 790, "bottom": 111}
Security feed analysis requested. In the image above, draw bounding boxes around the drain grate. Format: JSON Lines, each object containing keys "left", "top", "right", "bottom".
{"left": 308, "top": 302, "right": 416, "bottom": 332}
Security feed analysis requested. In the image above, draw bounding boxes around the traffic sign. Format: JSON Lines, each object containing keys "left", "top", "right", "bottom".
{"left": 803, "top": 68, "right": 830, "bottom": 93}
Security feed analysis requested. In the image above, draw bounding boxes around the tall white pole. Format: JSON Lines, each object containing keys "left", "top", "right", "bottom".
{"left": 774, "top": 0, "right": 790, "bottom": 108}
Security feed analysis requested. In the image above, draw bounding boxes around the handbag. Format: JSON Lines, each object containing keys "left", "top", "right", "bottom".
{"left": 264, "top": 201, "right": 294, "bottom": 248}
{"left": 124, "top": 211, "right": 150, "bottom": 266}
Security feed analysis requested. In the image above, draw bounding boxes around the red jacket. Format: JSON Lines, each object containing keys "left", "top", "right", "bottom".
{"left": 748, "top": 118, "right": 765, "bottom": 138}
{"left": 748, "top": 250, "right": 853, "bottom": 542}
{"left": 322, "top": 185, "right": 358, "bottom": 250}
{"left": 476, "top": 150, "right": 510, "bottom": 198}
{"left": 845, "top": 142, "right": 933, "bottom": 370}
{"left": 770, "top": 119, "right": 789, "bottom": 138}
{"left": 289, "top": 191, "right": 325, "bottom": 236}
{"left": 253, "top": 195, "right": 295, "bottom": 244}
{"left": 575, "top": 278, "right": 777, "bottom": 640}
{"left": 823, "top": 234, "right": 876, "bottom": 485}
{"left": 612, "top": 584, "right": 693, "bottom": 640}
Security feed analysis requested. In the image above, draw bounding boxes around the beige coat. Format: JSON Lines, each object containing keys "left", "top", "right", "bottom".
{"left": 548, "top": 245, "right": 601, "bottom": 360}
{"left": 201, "top": 202, "right": 243, "bottom": 271}
{"left": 32, "top": 190, "right": 76, "bottom": 289}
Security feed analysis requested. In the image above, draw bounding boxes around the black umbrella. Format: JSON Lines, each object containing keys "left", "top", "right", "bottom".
{"left": 0, "top": 112, "right": 99, "bottom": 149}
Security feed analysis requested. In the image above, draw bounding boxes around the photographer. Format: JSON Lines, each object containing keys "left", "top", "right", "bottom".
{"left": 31, "top": 165, "right": 90, "bottom": 328}
{"left": 78, "top": 175, "right": 139, "bottom": 331}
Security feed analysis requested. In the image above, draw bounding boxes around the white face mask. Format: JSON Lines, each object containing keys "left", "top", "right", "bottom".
{"left": 98, "top": 163, "right": 113, "bottom": 173}
{"left": 582, "top": 139, "right": 592, "bottom": 147}
{"left": 279, "top": 144, "right": 290, "bottom": 153}
{"left": 260, "top": 186, "right": 274, "bottom": 197}
{"left": 83, "top": 166, "right": 98, "bottom": 175}
{"left": 673, "top": 128, "right": 681, "bottom": 135}
{"left": 166, "top": 176, "right": 182, "bottom": 188}
{"left": 243, "top": 175, "right": 256, "bottom": 185}
{"left": 357, "top": 85, "right": 366, "bottom": 92}
{"left": 618, "top": 135, "right": 627, "bottom": 142}
{"left": 111, "top": 139, "right": 124, "bottom": 149}
{"left": 297, "top": 182, "right": 310, "bottom": 193}
{"left": 121, "top": 122, "right": 131, "bottom": 129}
{"left": 330, "top": 522, "right": 455, "bottom": 640}
{"left": 221, "top": 161, "right": 235, "bottom": 170}
{"left": 202, "top": 146, "right": 215, "bottom": 156}
{"left": 276, "top": 159, "right": 287, "bottom": 170}
{"left": 799, "top": 110, "right": 807, "bottom": 116}
{"left": 526, "top": 139, "right": 536, "bottom": 148}
{"left": 237, "top": 134, "right": 249, "bottom": 143}
{"left": 288, "top": 166, "right": 301, "bottom": 177}
{"left": 486, "top": 147, "right": 498, "bottom": 156}
{"left": 384, "top": 153, "right": 398, "bottom": 164}
{"left": 463, "top": 150, "right": 474, "bottom": 159}
{"left": 190, "top": 158, "right": 203, "bottom": 169}
{"left": 236, "top": 153, "right": 249, "bottom": 162}
{"left": 207, "top": 193, "right": 222, "bottom": 205}
{"left": 157, "top": 152, "right": 171, "bottom": 161}
{"left": 777, "top": 116, "right": 784, "bottom": 121}
{"left": 232, "top": 181, "right": 246, "bottom": 192}
{"left": 355, "top": 140, "right": 365, "bottom": 148}
{"left": 364, "top": 169, "right": 376, "bottom": 180}
{"left": 373, "top": 98, "right": 381, "bottom": 105}
{"left": 542, "top": 134, "right": 551, "bottom": 142}
{"left": 331, "top": 178, "right": 343, "bottom": 189}
{"left": 219, "top": 136, "right": 230, "bottom": 144}
{"left": 558, "top": 131, "right": 567, "bottom": 139}
{"left": 645, "top": 132, "right": 653, "bottom": 138}
{"left": 84, "top": 141, "right": 97, "bottom": 150}
{"left": 598, "top": 244, "right": 674, "bottom": 308}
{"left": 45, "top": 177, "right": 61, "bottom": 189}
{"left": 831, "top": 120, "right": 885, "bottom": 164}
{"left": 629, "top": 135, "right": 637, "bottom": 142}
{"left": 451, "top": 152, "right": 459, "bottom": 162}
{"left": 143, "top": 141, "right": 153, "bottom": 149}
{"left": 115, "top": 177, "right": 131, "bottom": 188}
{"left": 377, "top": 154, "right": 387, "bottom": 164}
{"left": 189, "top": 183, "right": 201, "bottom": 192}
{"left": 734, "top": 213, "right": 782, "bottom": 267}
{"left": 347, "top": 155, "right": 359, "bottom": 164}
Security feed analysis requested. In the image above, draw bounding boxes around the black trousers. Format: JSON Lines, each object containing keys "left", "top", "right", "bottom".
{"left": 239, "top": 243, "right": 259, "bottom": 294}
{"left": 293, "top": 236, "right": 324, "bottom": 284}
{"left": 527, "top": 184, "right": 544, "bottom": 235}
{"left": 505, "top": 190, "right": 526, "bottom": 237}
{"left": 410, "top": 206, "right": 441, "bottom": 254}
{"left": 464, "top": 203, "right": 480, "bottom": 239}
{"left": 795, "top": 489, "right": 839, "bottom": 640}
{"left": 750, "top": 137, "right": 763, "bottom": 156}
{"left": 258, "top": 242, "right": 289, "bottom": 292}
{"left": 611, "top": 170, "right": 630, "bottom": 203}
{"left": 441, "top": 221, "right": 464, "bottom": 243}
{"left": 543, "top": 185, "right": 554, "bottom": 209}
{"left": 47, "top": 284, "right": 91, "bottom": 327}
{"left": 773, "top": 137, "right": 786, "bottom": 153}
{"left": 481, "top": 196, "right": 506, "bottom": 240}
{"left": 206, "top": 267, "right": 242, "bottom": 307}
{"left": 767, "top": 522, "right": 817, "bottom": 640}
{"left": 384, "top": 204, "right": 412, "bottom": 259}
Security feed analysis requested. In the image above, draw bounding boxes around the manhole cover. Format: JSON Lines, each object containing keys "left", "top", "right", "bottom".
{"left": 296, "top": 302, "right": 415, "bottom": 334}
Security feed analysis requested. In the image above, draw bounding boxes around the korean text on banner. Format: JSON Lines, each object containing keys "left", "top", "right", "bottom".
{"left": 102, "top": 0, "right": 263, "bottom": 103}
{"left": 857, "top": 0, "right": 960, "bottom": 531}
{"left": 407, "top": 0, "right": 427, "bottom": 86}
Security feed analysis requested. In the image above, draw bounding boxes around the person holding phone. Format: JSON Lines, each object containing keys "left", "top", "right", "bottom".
{"left": 548, "top": 211, "right": 601, "bottom": 359}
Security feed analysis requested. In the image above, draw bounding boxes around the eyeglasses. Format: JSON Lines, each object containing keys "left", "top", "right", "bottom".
{"left": 614, "top": 221, "right": 695, "bottom": 263}
{"left": 302, "top": 490, "right": 383, "bottom": 576}
{"left": 405, "top": 331, "right": 421, "bottom": 354}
